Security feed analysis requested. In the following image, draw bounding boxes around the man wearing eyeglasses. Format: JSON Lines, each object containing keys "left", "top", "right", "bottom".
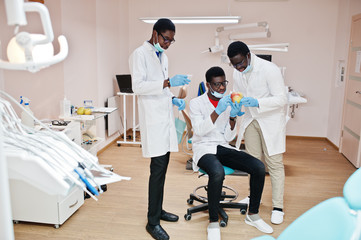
{"left": 227, "top": 41, "right": 287, "bottom": 225}
{"left": 129, "top": 18, "right": 191, "bottom": 240}
{"left": 189, "top": 66, "right": 273, "bottom": 240}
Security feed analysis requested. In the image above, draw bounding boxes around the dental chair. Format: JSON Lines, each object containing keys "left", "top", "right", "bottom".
{"left": 252, "top": 168, "right": 361, "bottom": 240}
{"left": 184, "top": 166, "right": 248, "bottom": 227}
{"left": 183, "top": 82, "right": 248, "bottom": 226}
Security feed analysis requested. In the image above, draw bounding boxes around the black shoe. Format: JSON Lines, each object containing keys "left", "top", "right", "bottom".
{"left": 146, "top": 223, "right": 169, "bottom": 240}
{"left": 161, "top": 210, "right": 179, "bottom": 222}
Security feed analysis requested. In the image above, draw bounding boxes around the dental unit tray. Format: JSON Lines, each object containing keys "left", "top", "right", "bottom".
{"left": 1, "top": 91, "right": 131, "bottom": 228}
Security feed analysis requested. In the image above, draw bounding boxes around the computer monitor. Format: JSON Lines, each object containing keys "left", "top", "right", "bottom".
{"left": 116, "top": 74, "right": 133, "bottom": 93}
{"left": 256, "top": 54, "right": 272, "bottom": 62}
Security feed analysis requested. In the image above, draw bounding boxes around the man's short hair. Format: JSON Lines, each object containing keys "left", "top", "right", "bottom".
{"left": 205, "top": 66, "right": 225, "bottom": 83}
{"left": 227, "top": 41, "right": 250, "bottom": 58}
{"left": 153, "top": 18, "right": 175, "bottom": 33}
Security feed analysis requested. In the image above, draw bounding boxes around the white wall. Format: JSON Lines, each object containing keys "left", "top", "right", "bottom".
{"left": 1, "top": 0, "right": 360, "bottom": 150}
{"left": 0, "top": 0, "right": 64, "bottom": 119}
{"left": 60, "top": 0, "right": 129, "bottom": 143}
{"left": 327, "top": 0, "right": 361, "bottom": 147}
{"left": 0, "top": 0, "right": 129, "bottom": 149}
{"left": 129, "top": 0, "right": 340, "bottom": 139}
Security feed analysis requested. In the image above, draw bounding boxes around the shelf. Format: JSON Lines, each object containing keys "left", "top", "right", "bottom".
{"left": 81, "top": 137, "right": 104, "bottom": 155}
{"left": 61, "top": 113, "right": 107, "bottom": 121}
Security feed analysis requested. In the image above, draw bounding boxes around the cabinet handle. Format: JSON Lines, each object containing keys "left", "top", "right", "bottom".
{"left": 356, "top": 91, "right": 361, "bottom": 94}
{"left": 68, "top": 200, "right": 78, "bottom": 208}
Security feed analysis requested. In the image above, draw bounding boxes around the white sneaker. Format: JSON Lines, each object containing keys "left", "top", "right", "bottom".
{"left": 238, "top": 196, "right": 262, "bottom": 205}
{"left": 207, "top": 222, "right": 221, "bottom": 240}
{"left": 238, "top": 196, "right": 250, "bottom": 204}
{"left": 245, "top": 215, "right": 273, "bottom": 234}
{"left": 271, "top": 210, "right": 284, "bottom": 224}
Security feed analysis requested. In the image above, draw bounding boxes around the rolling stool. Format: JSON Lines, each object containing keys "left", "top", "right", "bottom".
{"left": 184, "top": 166, "right": 248, "bottom": 227}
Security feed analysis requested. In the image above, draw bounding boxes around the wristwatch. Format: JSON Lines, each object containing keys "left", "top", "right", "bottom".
{"left": 229, "top": 117, "right": 237, "bottom": 122}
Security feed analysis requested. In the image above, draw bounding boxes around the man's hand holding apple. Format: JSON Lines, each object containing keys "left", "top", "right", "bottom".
{"left": 231, "top": 92, "right": 243, "bottom": 103}
{"left": 230, "top": 101, "right": 244, "bottom": 118}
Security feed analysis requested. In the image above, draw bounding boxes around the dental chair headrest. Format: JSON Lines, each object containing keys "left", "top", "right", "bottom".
{"left": 343, "top": 168, "right": 361, "bottom": 210}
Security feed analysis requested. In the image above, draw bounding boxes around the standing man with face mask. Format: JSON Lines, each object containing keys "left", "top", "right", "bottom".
{"left": 129, "top": 18, "right": 191, "bottom": 240}
{"left": 227, "top": 41, "right": 287, "bottom": 225}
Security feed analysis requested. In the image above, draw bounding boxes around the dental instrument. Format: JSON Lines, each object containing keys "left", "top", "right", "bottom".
{"left": 0, "top": 92, "right": 103, "bottom": 199}
{"left": 3, "top": 127, "right": 99, "bottom": 201}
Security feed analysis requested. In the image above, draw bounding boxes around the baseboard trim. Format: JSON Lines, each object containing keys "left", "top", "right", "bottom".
{"left": 97, "top": 135, "right": 340, "bottom": 154}
{"left": 286, "top": 135, "right": 339, "bottom": 150}
{"left": 286, "top": 135, "right": 325, "bottom": 140}
{"left": 97, "top": 136, "right": 120, "bottom": 156}
{"left": 325, "top": 138, "right": 339, "bottom": 151}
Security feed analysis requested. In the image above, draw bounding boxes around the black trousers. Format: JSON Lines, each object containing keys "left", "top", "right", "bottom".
{"left": 147, "top": 152, "right": 170, "bottom": 225}
{"left": 197, "top": 145, "right": 265, "bottom": 222}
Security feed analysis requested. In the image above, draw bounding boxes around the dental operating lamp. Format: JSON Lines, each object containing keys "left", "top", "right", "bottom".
{"left": 0, "top": 0, "right": 68, "bottom": 73}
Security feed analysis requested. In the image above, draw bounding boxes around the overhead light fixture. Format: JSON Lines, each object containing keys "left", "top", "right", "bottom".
{"left": 248, "top": 43, "right": 289, "bottom": 52}
{"left": 220, "top": 21, "right": 271, "bottom": 40}
{"left": 140, "top": 16, "right": 241, "bottom": 24}
{"left": 235, "top": 0, "right": 288, "bottom": 1}
{"left": 229, "top": 30, "right": 271, "bottom": 40}
{"left": 217, "top": 21, "right": 268, "bottom": 32}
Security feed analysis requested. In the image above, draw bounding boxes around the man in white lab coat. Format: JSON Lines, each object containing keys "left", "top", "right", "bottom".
{"left": 227, "top": 41, "right": 287, "bottom": 225}
{"left": 190, "top": 66, "right": 273, "bottom": 240}
{"left": 129, "top": 18, "right": 191, "bottom": 240}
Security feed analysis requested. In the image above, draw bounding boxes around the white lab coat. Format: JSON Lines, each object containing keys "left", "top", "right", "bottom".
{"left": 233, "top": 53, "right": 287, "bottom": 156}
{"left": 189, "top": 93, "right": 238, "bottom": 171}
{"left": 129, "top": 41, "right": 178, "bottom": 158}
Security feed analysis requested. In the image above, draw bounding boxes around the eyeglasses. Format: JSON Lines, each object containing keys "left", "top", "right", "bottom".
{"left": 211, "top": 80, "right": 228, "bottom": 88}
{"left": 51, "top": 120, "right": 69, "bottom": 126}
{"left": 230, "top": 57, "right": 247, "bottom": 69}
{"left": 159, "top": 32, "right": 175, "bottom": 44}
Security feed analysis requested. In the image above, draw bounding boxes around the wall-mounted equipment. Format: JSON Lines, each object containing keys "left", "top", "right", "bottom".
{"left": 248, "top": 43, "right": 289, "bottom": 52}
{"left": 0, "top": 0, "right": 68, "bottom": 73}
{"left": 204, "top": 21, "right": 271, "bottom": 54}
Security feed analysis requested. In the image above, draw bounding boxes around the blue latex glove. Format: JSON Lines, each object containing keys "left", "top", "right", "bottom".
{"left": 240, "top": 97, "right": 259, "bottom": 107}
{"left": 172, "top": 97, "right": 186, "bottom": 111}
{"left": 230, "top": 101, "right": 242, "bottom": 117}
{"left": 169, "top": 74, "right": 191, "bottom": 87}
{"left": 237, "top": 110, "right": 245, "bottom": 117}
{"left": 215, "top": 95, "right": 231, "bottom": 115}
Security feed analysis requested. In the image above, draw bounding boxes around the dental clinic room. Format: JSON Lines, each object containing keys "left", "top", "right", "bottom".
{"left": 1, "top": 0, "right": 361, "bottom": 239}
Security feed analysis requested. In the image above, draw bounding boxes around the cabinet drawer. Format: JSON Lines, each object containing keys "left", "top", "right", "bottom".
{"left": 58, "top": 187, "right": 84, "bottom": 224}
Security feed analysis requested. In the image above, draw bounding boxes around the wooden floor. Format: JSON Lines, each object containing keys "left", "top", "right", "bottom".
{"left": 13, "top": 137, "right": 357, "bottom": 240}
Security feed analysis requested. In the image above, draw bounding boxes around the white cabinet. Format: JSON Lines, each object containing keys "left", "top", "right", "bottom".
{"left": 10, "top": 179, "right": 84, "bottom": 228}
{"left": 62, "top": 110, "right": 115, "bottom": 155}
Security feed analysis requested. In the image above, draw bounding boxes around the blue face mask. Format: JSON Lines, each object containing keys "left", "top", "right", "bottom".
{"left": 210, "top": 85, "right": 225, "bottom": 99}
{"left": 242, "top": 56, "right": 251, "bottom": 74}
{"left": 154, "top": 33, "right": 165, "bottom": 53}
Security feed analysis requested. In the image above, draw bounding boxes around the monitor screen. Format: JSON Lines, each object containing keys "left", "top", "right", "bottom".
{"left": 256, "top": 54, "right": 272, "bottom": 62}
{"left": 116, "top": 74, "right": 133, "bottom": 93}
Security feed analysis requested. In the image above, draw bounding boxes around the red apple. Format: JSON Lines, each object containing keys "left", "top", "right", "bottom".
{"left": 231, "top": 92, "right": 243, "bottom": 103}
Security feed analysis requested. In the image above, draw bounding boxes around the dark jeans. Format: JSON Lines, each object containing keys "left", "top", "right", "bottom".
{"left": 147, "top": 152, "right": 170, "bottom": 225}
{"left": 197, "top": 145, "right": 265, "bottom": 222}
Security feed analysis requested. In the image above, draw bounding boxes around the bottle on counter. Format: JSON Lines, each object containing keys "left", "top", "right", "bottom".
{"left": 20, "top": 96, "right": 35, "bottom": 128}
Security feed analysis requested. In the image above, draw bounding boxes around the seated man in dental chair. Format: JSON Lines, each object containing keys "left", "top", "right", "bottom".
{"left": 189, "top": 66, "right": 273, "bottom": 240}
